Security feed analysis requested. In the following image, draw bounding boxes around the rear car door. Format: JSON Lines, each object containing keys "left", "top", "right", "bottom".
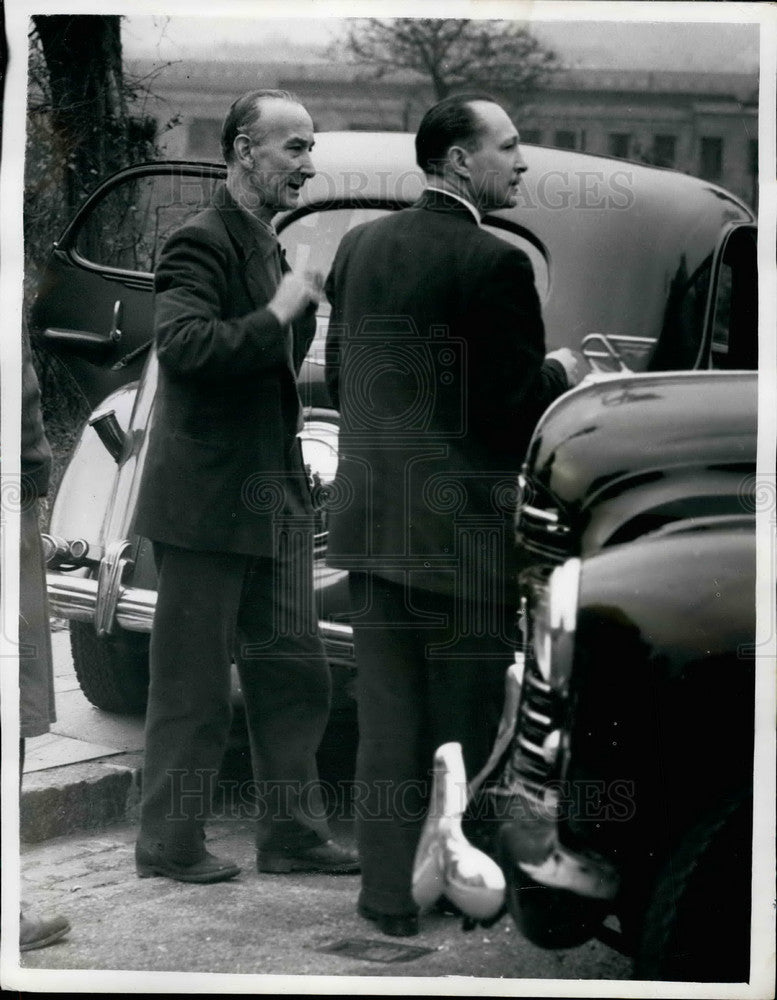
{"left": 30, "top": 162, "right": 225, "bottom": 408}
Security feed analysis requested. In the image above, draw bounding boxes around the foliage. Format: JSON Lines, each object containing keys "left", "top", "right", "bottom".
{"left": 338, "top": 18, "right": 559, "bottom": 107}
{"left": 25, "top": 15, "right": 177, "bottom": 505}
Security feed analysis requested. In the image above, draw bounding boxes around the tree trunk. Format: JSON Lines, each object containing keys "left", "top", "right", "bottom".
{"left": 32, "top": 15, "right": 127, "bottom": 213}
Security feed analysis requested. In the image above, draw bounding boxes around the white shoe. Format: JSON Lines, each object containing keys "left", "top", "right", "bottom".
{"left": 412, "top": 742, "right": 505, "bottom": 921}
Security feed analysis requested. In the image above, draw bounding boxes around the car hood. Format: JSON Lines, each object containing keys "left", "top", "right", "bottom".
{"left": 523, "top": 370, "right": 757, "bottom": 513}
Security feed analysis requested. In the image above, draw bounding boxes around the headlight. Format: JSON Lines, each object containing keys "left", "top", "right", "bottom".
{"left": 298, "top": 418, "right": 339, "bottom": 550}
{"left": 299, "top": 419, "right": 339, "bottom": 487}
{"left": 530, "top": 558, "right": 580, "bottom": 694}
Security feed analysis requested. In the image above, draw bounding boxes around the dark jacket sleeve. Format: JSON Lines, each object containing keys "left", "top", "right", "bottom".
{"left": 21, "top": 332, "right": 52, "bottom": 500}
{"left": 467, "top": 243, "right": 568, "bottom": 459}
{"left": 323, "top": 248, "right": 346, "bottom": 412}
{"left": 153, "top": 224, "right": 288, "bottom": 380}
{"left": 280, "top": 250, "right": 318, "bottom": 373}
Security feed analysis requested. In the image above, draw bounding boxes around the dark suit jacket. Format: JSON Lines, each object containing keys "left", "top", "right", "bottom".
{"left": 324, "top": 190, "right": 568, "bottom": 599}
{"left": 135, "top": 184, "right": 316, "bottom": 557}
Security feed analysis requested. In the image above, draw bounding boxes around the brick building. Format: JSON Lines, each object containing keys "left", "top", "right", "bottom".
{"left": 135, "top": 60, "right": 758, "bottom": 207}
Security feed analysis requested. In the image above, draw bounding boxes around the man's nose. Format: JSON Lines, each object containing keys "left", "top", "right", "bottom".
{"left": 301, "top": 151, "right": 316, "bottom": 179}
{"left": 515, "top": 152, "right": 528, "bottom": 174}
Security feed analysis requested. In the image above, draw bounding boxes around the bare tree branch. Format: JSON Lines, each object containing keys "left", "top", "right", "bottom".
{"left": 338, "top": 18, "right": 559, "bottom": 104}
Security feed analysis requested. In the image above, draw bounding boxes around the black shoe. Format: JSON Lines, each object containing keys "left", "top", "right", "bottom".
{"left": 136, "top": 843, "right": 241, "bottom": 883}
{"left": 434, "top": 895, "right": 463, "bottom": 916}
{"left": 20, "top": 912, "right": 71, "bottom": 952}
{"left": 357, "top": 901, "right": 419, "bottom": 938}
{"left": 257, "top": 839, "right": 359, "bottom": 874}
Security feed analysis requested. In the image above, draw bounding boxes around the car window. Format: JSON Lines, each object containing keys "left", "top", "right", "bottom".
{"left": 711, "top": 226, "right": 757, "bottom": 370}
{"left": 711, "top": 264, "right": 732, "bottom": 360}
{"left": 279, "top": 206, "right": 550, "bottom": 316}
{"left": 279, "top": 207, "right": 393, "bottom": 317}
{"left": 74, "top": 172, "right": 221, "bottom": 273}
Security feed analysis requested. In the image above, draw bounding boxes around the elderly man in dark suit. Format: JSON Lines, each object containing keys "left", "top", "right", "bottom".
{"left": 324, "top": 94, "right": 587, "bottom": 935}
{"left": 134, "top": 89, "right": 357, "bottom": 882}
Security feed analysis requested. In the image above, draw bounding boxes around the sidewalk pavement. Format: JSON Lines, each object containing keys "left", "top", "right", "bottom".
{"left": 21, "top": 628, "right": 146, "bottom": 844}
{"left": 16, "top": 818, "right": 631, "bottom": 981}
{"left": 12, "top": 627, "right": 632, "bottom": 982}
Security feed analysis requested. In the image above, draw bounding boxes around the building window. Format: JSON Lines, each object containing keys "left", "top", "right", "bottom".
{"left": 608, "top": 133, "right": 631, "bottom": 159}
{"left": 554, "top": 130, "right": 577, "bottom": 150}
{"left": 521, "top": 129, "right": 542, "bottom": 144}
{"left": 653, "top": 135, "right": 676, "bottom": 167}
{"left": 699, "top": 137, "right": 723, "bottom": 181}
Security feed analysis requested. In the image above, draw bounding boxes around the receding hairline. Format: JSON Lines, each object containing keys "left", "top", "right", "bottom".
{"left": 221, "top": 88, "right": 310, "bottom": 162}
{"left": 243, "top": 95, "right": 312, "bottom": 139}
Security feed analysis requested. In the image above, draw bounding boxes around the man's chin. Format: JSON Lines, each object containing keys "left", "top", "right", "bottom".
{"left": 504, "top": 188, "right": 520, "bottom": 208}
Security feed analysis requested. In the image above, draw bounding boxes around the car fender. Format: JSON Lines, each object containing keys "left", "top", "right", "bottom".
{"left": 562, "top": 523, "right": 755, "bottom": 864}
{"left": 49, "top": 382, "right": 138, "bottom": 553}
{"left": 579, "top": 466, "right": 754, "bottom": 552}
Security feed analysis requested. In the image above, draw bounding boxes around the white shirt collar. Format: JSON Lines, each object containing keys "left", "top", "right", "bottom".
{"left": 424, "top": 185, "right": 481, "bottom": 225}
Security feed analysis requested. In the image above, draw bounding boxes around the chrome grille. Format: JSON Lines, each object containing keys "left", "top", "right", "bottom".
{"left": 492, "top": 657, "right": 559, "bottom": 807}
{"left": 516, "top": 501, "right": 572, "bottom": 564}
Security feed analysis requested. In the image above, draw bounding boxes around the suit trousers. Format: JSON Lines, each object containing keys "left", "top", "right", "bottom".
{"left": 349, "top": 571, "right": 515, "bottom": 916}
{"left": 139, "top": 523, "right": 332, "bottom": 862}
{"left": 19, "top": 502, "right": 56, "bottom": 739}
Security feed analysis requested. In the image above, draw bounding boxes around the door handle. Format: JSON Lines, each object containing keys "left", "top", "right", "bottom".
{"left": 110, "top": 300, "right": 123, "bottom": 343}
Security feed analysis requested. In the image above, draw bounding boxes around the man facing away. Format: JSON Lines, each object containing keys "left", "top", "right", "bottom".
{"left": 324, "top": 94, "right": 587, "bottom": 935}
{"left": 133, "top": 89, "right": 358, "bottom": 882}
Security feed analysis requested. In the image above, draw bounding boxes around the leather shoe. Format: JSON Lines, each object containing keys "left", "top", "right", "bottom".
{"left": 257, "top": 839, "right": 359, "bottom": 874}
{"left": 358, "top": 901, "right": 419, "bottom": 938}
{"left": 136, "top": 843, "right": 241, "bottom": 883}
{"left": 20, "top": 911, "right": 71, "bottom": 951}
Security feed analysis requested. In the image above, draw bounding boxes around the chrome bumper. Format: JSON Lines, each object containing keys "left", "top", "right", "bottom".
{"left": 46, "top": 571, "right": 354, "bottom": 657}
{"left": 519, "top": 842, "right": 620, "bottom": 900}
{"left": 495, "top": 784, "right": 619, "bottom": 901}
{"left": 47, "top": 572, "right": 156, "bottom": 633}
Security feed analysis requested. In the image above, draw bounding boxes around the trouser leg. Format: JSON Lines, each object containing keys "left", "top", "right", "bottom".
{"left": 423, "top": 596, "right": 515, "bottom": 852}
{"left": 139, "top": 544, "right": 246, "bottom": 862}
{"left": 351, "top": 573, "right": 515, "bottom": 912}
{"left": 235, "top": 523, "right": 332, "bottom": 851}
{"left": 350, "top": 573, "right": 428, "bottom": 916}
{"left": 19, "top": 502, "right": 55, "bottom": 739}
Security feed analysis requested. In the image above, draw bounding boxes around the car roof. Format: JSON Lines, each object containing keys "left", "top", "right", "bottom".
{"left": 298, "top": 130, "right": 753, "bottom": 220}
{"left": 295, "top": 132, "right": 755, "bottom": 351}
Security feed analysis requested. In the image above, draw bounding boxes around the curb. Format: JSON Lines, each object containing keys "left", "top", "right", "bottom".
{"left": 21, "top": 752, "right": 143, "bottom": 844}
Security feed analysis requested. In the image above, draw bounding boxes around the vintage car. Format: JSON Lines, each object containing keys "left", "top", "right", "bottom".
{"left": 31, "top": 131, "right": 757, "bottom": 719}
{"left": 493, "top": 369, "right": 758, "bottom": 982}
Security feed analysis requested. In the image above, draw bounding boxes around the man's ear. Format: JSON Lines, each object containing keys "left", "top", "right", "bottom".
{"left": 448, "top": 145, "right": 470, "bottom": 179}
{"left": 234, "top": 134, "right": 254, "bottom": 167}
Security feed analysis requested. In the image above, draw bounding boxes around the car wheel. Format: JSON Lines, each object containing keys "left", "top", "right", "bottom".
{"left": 70, "top": 621, "right": 149, "bottom": 714}
{"left": 634, "top": 794, "right": 752, "bottom": 982}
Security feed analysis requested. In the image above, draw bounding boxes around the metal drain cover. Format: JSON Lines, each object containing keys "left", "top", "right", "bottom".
{"left": 317, "top": 937, "right": 436, "bottom": 963}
